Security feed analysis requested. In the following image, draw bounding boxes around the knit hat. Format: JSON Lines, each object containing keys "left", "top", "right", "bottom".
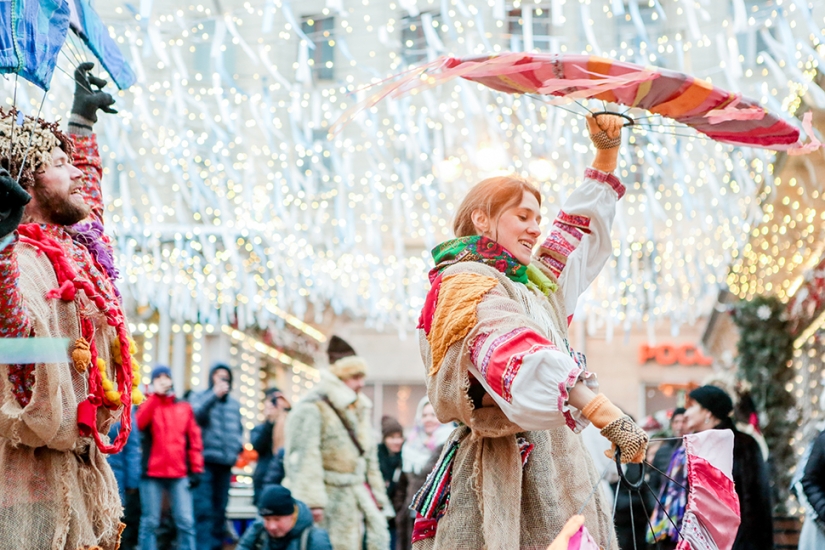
{"left": 327, "top": 335, "right": 356, "bottom": 364}
{"left": 689, "top": 385, "right": 733, "bottom": 421}
{"left": 258, "top": 485, "right": 296, "bottom": 517}
{"left": 381, "top": 415, "right": 404, "bottom": 440}
{"left": 150, "top": 365, "right": 172, "bottom": 381}
{"left": 0, "top": 108, "right": 74, "bottom": 190}
{"left": 329, "top": 355, "right": 368, "bottom": 381}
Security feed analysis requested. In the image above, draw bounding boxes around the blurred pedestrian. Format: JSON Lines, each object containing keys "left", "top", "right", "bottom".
{"left": 108, "top": 406, "right": 142, "bottom": 550}
{"left": 136, "top": 366, "right": 204, "bottom": 550}
{"left": 798, "top": 427, "right": 825, "bottom": 549}
{"left": 378, "top": 416, "right": 408, "bottom": 550}
{"left": 397, "top": 398, "right": 451, "bottom": 550}
{"left": 252, "top": 388, "right": 292, "bottom": 505}
{"left": 190, "top": 362, "right": 245, "bottom": 550}
{"left": 647, "top": 407, "right": 686, "bottom": 497}
{"left": 284, "top": 336, "right": 392, "bottom": 550}
{"left": 237, "top": 485, "right": 332, "bottom": 550}
{"left": 683, "top": 385, "right": 773, "bottom": 550}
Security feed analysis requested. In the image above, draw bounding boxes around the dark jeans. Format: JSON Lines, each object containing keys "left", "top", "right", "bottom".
{"left": 120, "top": 490, "right": 141, "bottom": 550}
{"left": 193, "top": 462, "right": 233, "bottom": 550}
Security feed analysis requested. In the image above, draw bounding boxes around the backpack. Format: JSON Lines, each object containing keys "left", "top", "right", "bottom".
{"left": 255, "top": 523, "right": 311, "bottom": 550}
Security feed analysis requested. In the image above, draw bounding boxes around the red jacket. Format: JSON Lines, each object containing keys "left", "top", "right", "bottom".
{"left": 137, "top": 392, "right": 205, "bottom": 478}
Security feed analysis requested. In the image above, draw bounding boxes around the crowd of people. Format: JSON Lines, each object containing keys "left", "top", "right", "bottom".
{"left": 2, "top": 61, "right": 824, "bottom": 550}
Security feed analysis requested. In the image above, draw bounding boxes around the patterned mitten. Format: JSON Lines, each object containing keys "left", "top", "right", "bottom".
{"left": 581, "top": 394, "right": 648, "bottom": 464}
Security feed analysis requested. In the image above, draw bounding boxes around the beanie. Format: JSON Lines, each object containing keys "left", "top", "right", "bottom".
{"left": 150, "top": 365, "right": 172, "bottom": 382}
{"left": 327, "top": 335, "right": 356, "bottom": 364}
{"left": 689, "top": 385, "right": 733, "bottom": 421}
{"left": 381, "top": 415, "right": 404, "bottom": 440}
{"left": 258, "top": 485, "right": 296, "bottom": 517}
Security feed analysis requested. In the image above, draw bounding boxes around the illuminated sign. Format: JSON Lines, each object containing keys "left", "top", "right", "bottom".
{"left": 638, "top": 343, "right": 713, "bottom": 366}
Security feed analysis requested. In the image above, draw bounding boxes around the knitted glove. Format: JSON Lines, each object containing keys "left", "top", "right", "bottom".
{"left": 71, "top": 62, "right": 117, "bottom": 125}
{"left": 582, "top": 394, "right": 648, "bottom": 464}
{"left": 0, "top": 168, "right": 31, "bottom": 239}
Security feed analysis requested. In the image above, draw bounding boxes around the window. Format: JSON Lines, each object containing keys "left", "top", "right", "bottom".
{"left": 506, "top": 3, "right": 563, "bottom": 52}
{"left": 301, "top": 15, "right": 335, "bottom": 81}
{"left": 401, "top": 12, "right": 442, "bottom": 65}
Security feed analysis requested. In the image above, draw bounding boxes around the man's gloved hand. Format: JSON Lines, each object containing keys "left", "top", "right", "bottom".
{"left": 188, "top": 473, "right": 202, "bottom": 489}
{"left": 0, "top": 168, "right": 31, "bottom": 239}
{"left": 581, "top": 394, "right": 649, "bottom": 464}
{"left": 71, "top": 62, "right": 117, "bottom": 124}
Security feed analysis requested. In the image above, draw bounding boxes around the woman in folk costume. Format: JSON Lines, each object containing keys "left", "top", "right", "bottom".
{"left": 0, "top": 64, "right": 141, "bottom": 549}
{"left": 414, "top": 114, "right": 649, "bottom": 550}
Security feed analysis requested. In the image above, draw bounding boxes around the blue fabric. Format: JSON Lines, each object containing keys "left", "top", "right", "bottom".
{"left": 70, "top": 0, "right": 136, "bottom": 89}
{"left": 107, "top": 406, "right": 142, "bottom": 504}
{"left": 236, "top": 502, "right": 333, "bottom": 550}
{"left": 0, "top": 1, "right": 19, "bottom": 73}
{"left": 7, "top": 0, "right": 71, "bottom": 90}
{"left": 193, "top": 462, "right": 233, "bottom": 550}
{"left": 138, "top": 477, "right": 196, "bottom": 550}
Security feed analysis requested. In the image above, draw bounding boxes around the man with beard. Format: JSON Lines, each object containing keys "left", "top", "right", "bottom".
{"left": 0, "top": 63, "right": 141, "bottom": 549}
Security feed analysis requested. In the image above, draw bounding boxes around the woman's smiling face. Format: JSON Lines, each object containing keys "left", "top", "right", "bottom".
{"left": 474, "top": 190, "right": 542, "bottom": 265}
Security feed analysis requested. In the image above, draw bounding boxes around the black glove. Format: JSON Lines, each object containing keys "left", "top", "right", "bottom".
{"left": 0, "top": 168, "right": 31, "bottom": 239}
{"left": 188, "top": 473, "right": 201, "bottom": 489}
{"left": 71, "top": 62, "right": 117, "bottom": 123}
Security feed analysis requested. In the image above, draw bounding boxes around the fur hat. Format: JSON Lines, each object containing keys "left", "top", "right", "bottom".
{"left": 329, "top": 355, "right": 368, "bottom": 380}
{"left": 327, "top": 335, "right": 356, "bottom": 364}
{"left": 0, "top": 108, "right": 73, "bottom": 189}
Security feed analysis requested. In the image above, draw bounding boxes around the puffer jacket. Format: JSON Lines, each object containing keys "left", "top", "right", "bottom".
{"left": 802, "top": 429, "right": 825, "bottom": 523}
{"left": 236, "top": 500, "right": 332, "bottom": 550}
{"left": 190, "top": 363, "right": 244, "bottom": 465}
{"left": 137, "top": 392, "right": 205, "bottom": 478}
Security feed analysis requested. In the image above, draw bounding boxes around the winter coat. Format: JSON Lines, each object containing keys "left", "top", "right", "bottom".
{"left": 190, "top": 364, "right": 244, "bottom": 466}
{"left": 801, "top": 429, "right": 825, "bottom": 526}
{"left": 610, "top": 463, "right": 656, "bottom": 550}
{"left": 378, "top": 443, "right": 407, "bottom": 525}
{"left": 107, "top": 406, "right": 142, "bottom": 502}
{"left": 284, "top": 370, "right": 392, "bottom": 550}
{"left": 262, "top": 447, "right": 286, "bottom": 492}
{"left": 137, "top": 392, "right": 205, "bottom": 478}
{"left": 236, "top": 501, "right": 332, "bottom": 550}
{"left": 717, "top": 419, "right": 774, "bottom": 550}
{"left": 252, "top": 420, "right": 276, "bottom": 503}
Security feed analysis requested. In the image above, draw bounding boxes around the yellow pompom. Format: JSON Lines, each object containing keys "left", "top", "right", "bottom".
{"left": 105, "top": 390, "right": 122, "bottom": 406}
{"left": 132, "top": 389, "right": 145, "bottom": 406}
{"left": 102, "top": 379, "right": 114, "bottom": 391}
{"left": 129, "top": 339, "right": 137, "bottom": 355}
{"left": 96, "top": 357, "right": 106, "bottom": 371}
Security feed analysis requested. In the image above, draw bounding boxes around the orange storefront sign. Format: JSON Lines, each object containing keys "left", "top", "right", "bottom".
{"left": 638, "top": 343, "right": 713, "bottom": 366}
